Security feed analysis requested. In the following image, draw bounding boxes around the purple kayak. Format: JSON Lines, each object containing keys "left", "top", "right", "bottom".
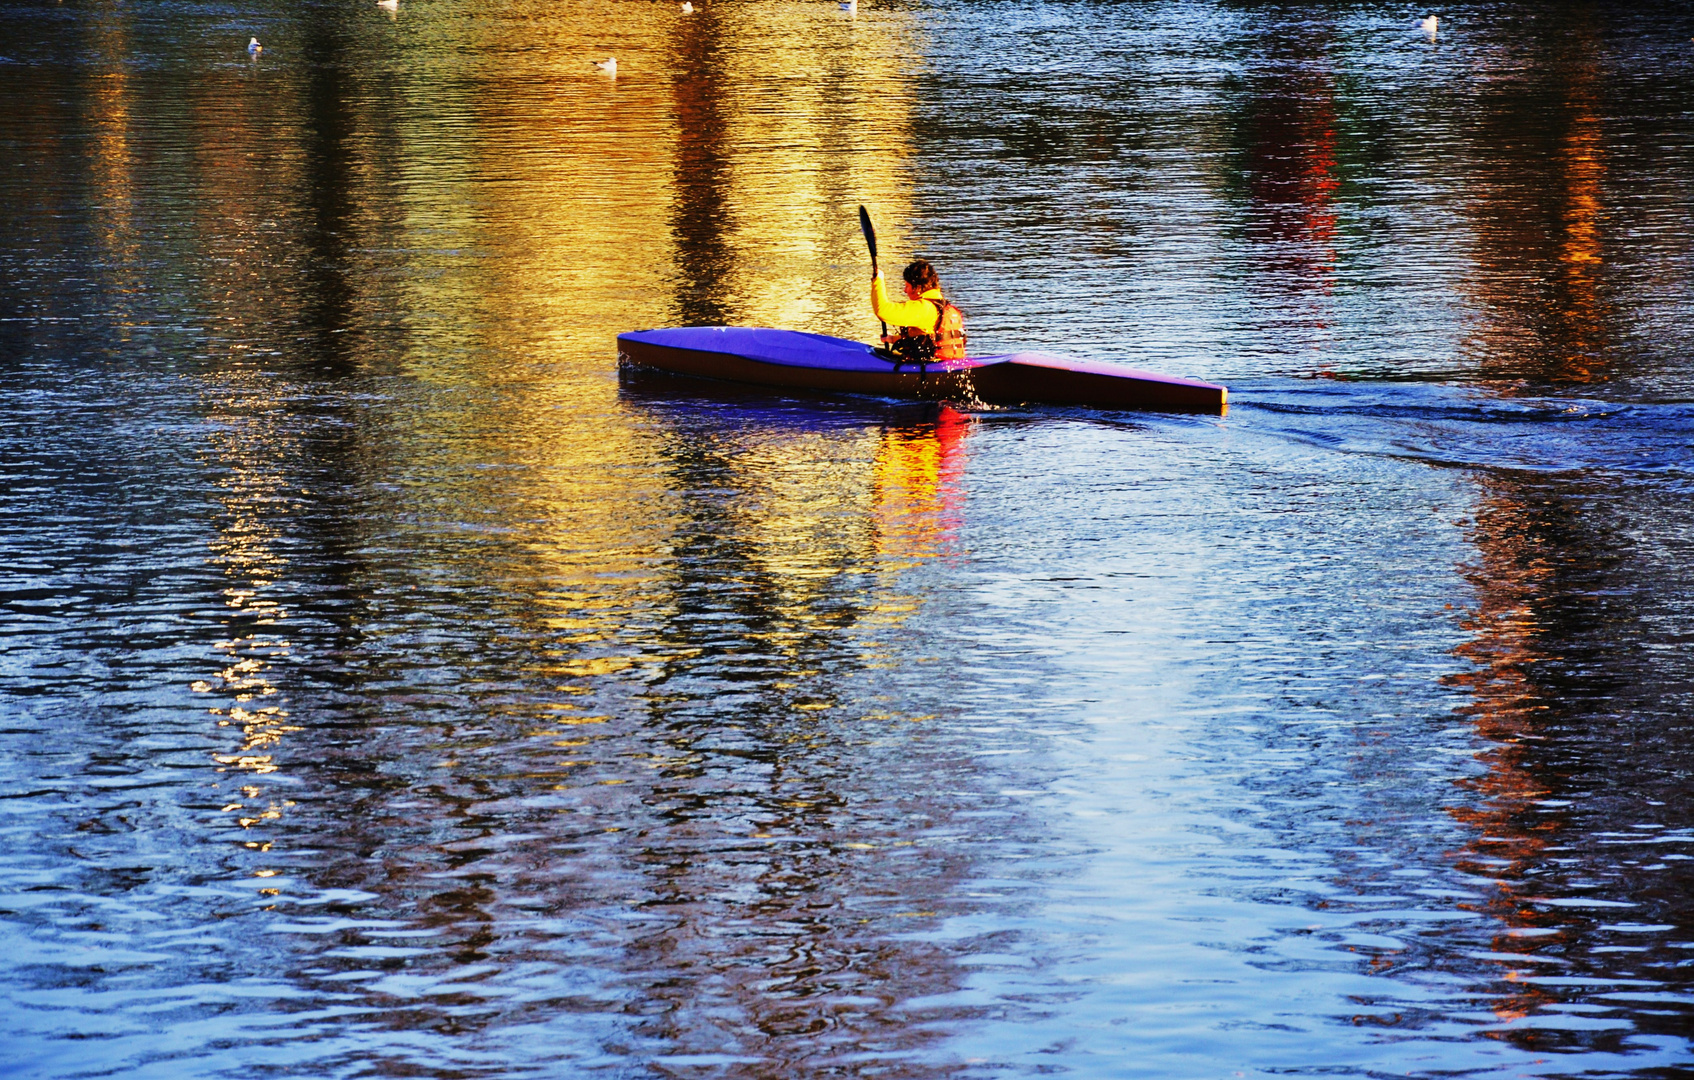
{"left": 617, "top": 327, "right": 1227, "bottom": 415}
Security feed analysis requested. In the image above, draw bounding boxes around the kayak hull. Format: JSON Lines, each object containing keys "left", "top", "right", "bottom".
{"left": 616, "top": 327, "right": 1227, "bottom": 415}
{"left": 618, "top": 333, "right": 984, "bottom": 402}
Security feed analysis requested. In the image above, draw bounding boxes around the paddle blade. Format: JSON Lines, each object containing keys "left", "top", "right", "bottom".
{"left": 858, "top": 204, "right": 878, "bottom": 265}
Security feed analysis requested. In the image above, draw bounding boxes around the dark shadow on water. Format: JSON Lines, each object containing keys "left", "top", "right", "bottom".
{"left": 616, "top": 365, "right": 1195, "bottom": 439}
{"left": 298, "top": 7, "right": 359, "bottom": 380}
{"left": 668, "top": 9, "right": 736, "bottom": 329}
{"left": 617, "top": 363, "right": 969, "bottom": 433}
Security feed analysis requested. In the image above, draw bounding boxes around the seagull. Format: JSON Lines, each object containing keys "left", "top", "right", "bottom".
{"left": 1420, "top": 14, "right": 1438, "bottom": 37}
{"left": 247, "top": 36, "right": 261, "bottom": 56}
{"left": 680, "top": 2, "right": 692, "bottom": 12}
{"left": 594, "top": 57, "right": 617, "bottom": 75}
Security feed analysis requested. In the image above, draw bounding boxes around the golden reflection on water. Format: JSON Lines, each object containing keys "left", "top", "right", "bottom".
{"left": 669, "top": 8, "right": 920, "bottom": 341}
{"left": 201, "top": 400, "right": 297, "bottom": 784}
{"left": 103, "top": 0, "right": 934, "bottom": 824}
{"left": 87, "top": 4, "right": 140, "bottom": 308}
{"left": 367, "top": 0, "right": 927, "bottom": 374}
{"left": 70, "top": 0, "right": 306, "bottom": 851}
{"left": 119, "top": 0, "right": 952, "bottom": 1015}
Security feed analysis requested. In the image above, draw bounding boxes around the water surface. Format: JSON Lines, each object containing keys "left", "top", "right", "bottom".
{"left": 3, "top": 1, "right": 1694, "bottom": 1077}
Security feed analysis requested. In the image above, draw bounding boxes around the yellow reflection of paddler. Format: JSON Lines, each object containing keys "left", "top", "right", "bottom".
{"left": 871, "top": 405, "right": 969, "bottom": 562}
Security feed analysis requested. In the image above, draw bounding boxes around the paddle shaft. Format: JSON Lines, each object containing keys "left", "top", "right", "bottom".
{"left": 858, "top": 204, "right": 887, "bottom": 340}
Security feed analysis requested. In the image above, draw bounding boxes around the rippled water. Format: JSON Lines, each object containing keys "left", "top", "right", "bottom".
{"left": 4, "top": 1, "right": 1694, "bottom": 1077}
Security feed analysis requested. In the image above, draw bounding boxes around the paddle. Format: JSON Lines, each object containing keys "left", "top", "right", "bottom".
{"left": 858, "top": 204, "right": 887, "bottom": 342}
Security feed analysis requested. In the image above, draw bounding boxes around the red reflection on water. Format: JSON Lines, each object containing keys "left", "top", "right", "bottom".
{"left": 1238, "top": 30, "right": 1342, "bottom": 373}
{"left": 1245, "top": 73, "right": 1340, "bottom": 291}
{"left": 1464, "top": 48, "right": 1611, "bottom": 387}
{"left": 1439, "top": 51, "right": 1622, "bottom": 1026}
{"left": 1444, "top": 488, "right": 1583, "bottom": 1028}
{"left": 1549, "top": 93, "right": 1607, "bottom": 384}
{"left": 871, "top": 405, "right": 969, "bottom": 562}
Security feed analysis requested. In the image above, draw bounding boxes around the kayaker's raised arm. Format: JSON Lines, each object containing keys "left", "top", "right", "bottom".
{"left": 871, "top": 270, "right": 942, "bottom": 334}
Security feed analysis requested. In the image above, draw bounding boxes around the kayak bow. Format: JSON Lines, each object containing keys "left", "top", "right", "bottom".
{"left": 617, "top": 326, "right": 1227, "bottom": 415}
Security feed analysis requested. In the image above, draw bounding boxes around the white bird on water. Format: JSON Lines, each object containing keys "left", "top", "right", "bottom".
{"left": 681, "top": 2, "right": 693, "bottom": 12}
{"left": 594, "top": 57, "right": 617, "bottom": 75}
{"left": 247, "top": 36, "right": 261, "bottom": 56}
{"left": 1420, "top": 14, "right": 1438, "bottom": 38}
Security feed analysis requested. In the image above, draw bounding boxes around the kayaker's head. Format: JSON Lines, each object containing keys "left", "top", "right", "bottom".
{"left": 902, "top": 259, "right": 940, "bottom": 299}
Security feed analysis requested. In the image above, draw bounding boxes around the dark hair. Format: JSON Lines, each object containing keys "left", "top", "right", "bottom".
{"left": 902, "top": 259, "right": 940, "bottom": 293}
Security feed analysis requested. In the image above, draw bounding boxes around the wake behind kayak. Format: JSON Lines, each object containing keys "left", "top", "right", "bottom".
{"left": 617, "top": 326, "right": 1227, "bottom": 415}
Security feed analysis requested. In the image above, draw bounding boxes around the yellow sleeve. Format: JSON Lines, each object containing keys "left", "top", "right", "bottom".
{"left": 871, "top": 275, "right": 940, "bottom": 332}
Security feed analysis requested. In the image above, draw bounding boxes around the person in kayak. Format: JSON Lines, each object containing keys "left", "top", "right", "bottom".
{"left": 871, "top": 258, "right": 967, "bottom": 364}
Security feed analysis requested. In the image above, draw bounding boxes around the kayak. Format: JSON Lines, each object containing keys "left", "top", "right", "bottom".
{"left": 617, "top": 327, "right": 1227, "bottom": 414}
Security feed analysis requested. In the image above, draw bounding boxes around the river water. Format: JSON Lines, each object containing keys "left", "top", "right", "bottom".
{"left": 3, "top": 1, "right": 1693, "bottom": 1077}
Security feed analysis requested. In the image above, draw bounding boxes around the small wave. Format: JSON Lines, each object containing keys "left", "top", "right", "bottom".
{"left": 1231, "top": 380, "right": 1694, "bottom": 478}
